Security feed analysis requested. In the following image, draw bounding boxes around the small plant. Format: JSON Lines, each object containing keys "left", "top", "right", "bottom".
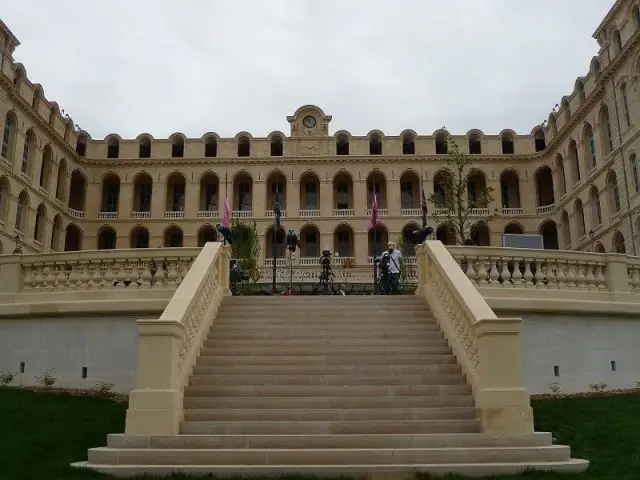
{"left": 0, "top": 371, "right": 16, "bottom": 386}
{"left": 549, "top": 382, "right": 561, "bottom": 394}
{"left": 635, "top": 380, "right": 640, "bottom": 388}
{"left": 34, "top": 369, "right": 57, "bottom": 389}
{"left": 93, "top": 381, "right": 114, "bottom": 396}
{"left": 589, "top": 381, "right": 608, "bottom": 392}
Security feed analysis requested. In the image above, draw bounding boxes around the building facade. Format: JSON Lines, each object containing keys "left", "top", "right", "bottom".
{"left": 0, "top": 0, "right": 640, "bottom": 267}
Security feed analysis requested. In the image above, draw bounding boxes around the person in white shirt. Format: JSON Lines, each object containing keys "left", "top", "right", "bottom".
{"left": 384, "top": 241, "right": 402, "bottom": 294}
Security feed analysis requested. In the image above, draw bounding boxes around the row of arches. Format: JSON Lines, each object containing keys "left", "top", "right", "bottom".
{"left": 1, "top": 112, "right": 618, "bottom": 219}
{"left": 3, "top": 218, "right": 630, "bottom": 259}
{"left": 94, "top": 168, "right": 527, "bottom": 215}
{"left": 88, "top": 129, "right": 547, "bottom": 160}
{"left": 0, "top": 114, "right": 84, "bottom": 209}
{"left": 554, "top": 107, "right": 613, "bottom": 195}
{"left": 88, "top": 221, "right": 533, "bottom": 256}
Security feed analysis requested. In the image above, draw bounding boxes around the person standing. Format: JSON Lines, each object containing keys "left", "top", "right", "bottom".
{"left": 385, "top": 241, "right": 402, "bottom": 294}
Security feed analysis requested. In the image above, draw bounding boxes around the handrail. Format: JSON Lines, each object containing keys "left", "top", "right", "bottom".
{"left": 416, "top": 241, "right": 534, "bottom": 435}
{"left": 123, "top": 242, "right": 231, "bottom": 436}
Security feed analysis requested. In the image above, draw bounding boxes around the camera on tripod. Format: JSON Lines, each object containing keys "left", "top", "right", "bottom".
{"left": 286, "top": 229, "right": 298, "bottom": 253}
{"left": 216, "top": 223, "right": 233, "bottom": 245}
{"left": 320, "top": 248, "right": 332, "bottom": 267}
{"left": 229, "top": 260, "right": 249, "bottom": 283}
{"left": 410, "top": 226, "right": 434, "bottom": 245}
{"left": 374, "top": 251, "right": 391, "bottom": 275}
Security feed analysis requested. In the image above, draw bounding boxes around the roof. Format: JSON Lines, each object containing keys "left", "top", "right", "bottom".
{"left": 593, "top": 0, "right": 625, "bottom": 38}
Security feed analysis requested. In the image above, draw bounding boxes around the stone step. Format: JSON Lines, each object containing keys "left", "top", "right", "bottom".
{"left": 88, "top": 445, "right": 571, "bottom": 466}
{"left": 223, "top": 296, "right": 428, "bottom": 305}
{"left": 182, "top": 407, "right": 477, "bottom": 422}
{"left": 199, "top": 346, "right": 452, "bottom": 356}
{"left": 202, "top": 337, "right": 448, "bottom": 348}
{"left": 107, "top": 432, "right": 553, "bottom": 450}
{"left": 191, "top": 363, "right": 461, "bottom": 376}
{"left": 187, "top": 373, "right": 465, "bottom": 386}
{"left": 195, "top": 354, "right": 458, "bottom": 366}
{"left": 217, "top": 312, "right": 432, "bottom": 320}
{"left": 73, "top": 459, "right": 590, "bottom": 477}
{"left": 210, "top": 324, "right": 441, "bottom": 334}
{"left": 219, "top": 304, "right": 429, "bottom": 311}
{"left": 180, "top": 419, "right": 481, "bottom": 435}
{"left": 183, "top": 395, "right": 475, "bottom": 410}
{"left": 183, "top": 384, "right": 472, "bottom": 398}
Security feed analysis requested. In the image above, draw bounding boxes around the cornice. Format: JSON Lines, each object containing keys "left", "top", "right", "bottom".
{"left": 542, "top": 29, "right": 640, "bottom": 154}
{"left": 593, "top": 0, "right": 625, "bottom": 38}
{"left": 545, "top": 85, "right": 606, "bottom": 152}
{"left": 6, "top": 31, "right": 638, "bottom": 171}
{"left": 1, "top": 74, "right": 82, "bottom": 166}
{"left": 76, "top": 153, "right": 539, "bottom": 170}
{"left": 600, "top": 27, "right": 640, "bottom": 83}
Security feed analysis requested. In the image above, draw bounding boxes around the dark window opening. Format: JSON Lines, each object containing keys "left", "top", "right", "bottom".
{"left": 469, "top": 137, "right": 481, "bottom": 154}
{"left": 172, "top": 140, "right": 184, "bottom": 158}
{"left": 139, "top": 139, "right": 151, "bottom": 158}
{"left": 270, "top": 138, "right": 283, "bottom": 156}
{"left": 76, "top": 139, "right": 86, "bottom": 156}
{"left": 107, "top": 141, "right": 119, "bottom": 159}
{"left": 238, "top": 138, "right": 250, "bottom": 157}
{"left": 502, "top": 139, "right": 514, "bottom": 154}
{"left": 336, "top": 137, "right": 349, "bottom": 155}
{"left": 205, "top": 139, "right": 217, "bottom": 158}
{"left": 402, "top": 138, "right": 415, "bottom": 154}
{"left": 369, "top": 137, "right": 382, "bottom": 155}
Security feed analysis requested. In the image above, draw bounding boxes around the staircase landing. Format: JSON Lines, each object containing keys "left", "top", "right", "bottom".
{"left": 76, "top": 296, "right": 588, "bottom": 477}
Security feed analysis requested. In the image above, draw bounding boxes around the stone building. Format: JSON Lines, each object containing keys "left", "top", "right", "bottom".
{"left": 0, "top": 0, "right": 639, "bottom": 266}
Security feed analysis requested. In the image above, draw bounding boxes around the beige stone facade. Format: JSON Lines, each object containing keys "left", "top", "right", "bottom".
{"left": 0, "top": 1, "right": 640, "bottom": 266}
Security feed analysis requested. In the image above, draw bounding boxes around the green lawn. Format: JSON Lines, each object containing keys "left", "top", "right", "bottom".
{"left": 0, "top": 387, "right": 639, "bottom": 480}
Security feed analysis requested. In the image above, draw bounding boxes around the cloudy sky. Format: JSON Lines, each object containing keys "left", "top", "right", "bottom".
{"left": 3, "top": 0, "right": 612, "bottom": 139}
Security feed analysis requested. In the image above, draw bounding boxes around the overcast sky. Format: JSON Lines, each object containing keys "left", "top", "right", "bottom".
{"left": 3, "top": 0, "right": 612, "bottom": 139}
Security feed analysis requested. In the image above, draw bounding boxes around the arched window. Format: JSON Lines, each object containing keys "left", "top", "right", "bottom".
{"left": 621, "top": 83, "right": 631, "bottom": 127}
{"left": 584, "top": 124, "right": 596, "bottom": 170}
{"left": 613, "top": 30, "right": 622, "bottom": 53}
{"left": 631, "top": 154, "right": 639, "bottom": 192}
{"left": 21, "top": 130, "right": 36, "bottom": 176}
{"left": 599, "top": 105, "right": 613, "bottom": 156}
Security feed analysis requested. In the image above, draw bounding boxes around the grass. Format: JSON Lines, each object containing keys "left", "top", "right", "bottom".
{"left": 0, "top": 387, "right": 639, "bottom": 480}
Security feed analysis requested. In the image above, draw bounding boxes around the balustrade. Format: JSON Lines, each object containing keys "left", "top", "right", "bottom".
{"left": 0, "top": 248, "right": 201, "bottom": 295}
{"left": 415, "top": 241, "right": 534, "bottom": 435}
{"left": 125, "top": 242, "right": 230, "bottom": 436}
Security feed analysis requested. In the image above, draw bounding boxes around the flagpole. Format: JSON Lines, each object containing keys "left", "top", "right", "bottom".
{"left": 272, "top": 183, "right": 278, "bottom": 294}
{"left": 223, "top": 171, "right": 228, "bottom": 246}
{"left": 371, "top": 171, "right": 377, "bottom": 294}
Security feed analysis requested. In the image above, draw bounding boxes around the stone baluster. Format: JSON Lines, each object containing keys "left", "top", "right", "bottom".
{"left": 511, "top": 259, "right": 523, "bottom": 285}
{"left": 544, "top": 261, "right": 557, "bottom": 288}
{"left": 45, "top": 265, "right": 57, "bottom": 289}
{"left": 534, "top": 259, "right": 544, "bottom": 288}
{"left": 555, "top": 260, "right": 567, "bottom": 288}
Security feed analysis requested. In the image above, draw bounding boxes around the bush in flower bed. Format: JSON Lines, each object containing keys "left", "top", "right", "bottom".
{"left": 1, "top": 384, "right": 128, "bottom": 402}
{"left": 531, "top": 386, "right": 640, "bottom": 401}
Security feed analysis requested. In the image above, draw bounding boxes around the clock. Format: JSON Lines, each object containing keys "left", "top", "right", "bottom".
{"left": 302, "top": 115, "right": 316, "bottom": 128}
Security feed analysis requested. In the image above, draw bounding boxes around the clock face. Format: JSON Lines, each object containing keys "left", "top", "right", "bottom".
{"left": 302, "top": 115, "right": 316, "bottom": 128}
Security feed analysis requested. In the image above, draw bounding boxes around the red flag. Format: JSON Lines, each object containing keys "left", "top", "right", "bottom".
{"left": 368, "top": 186, "right": 378, "bottom": 231}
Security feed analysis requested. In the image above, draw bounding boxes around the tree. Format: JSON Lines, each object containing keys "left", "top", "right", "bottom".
{"left": 428, "top": 130, "right": 494, "bottom": 245}
{"left": 231, "top": 219, "right": 261, "bottom": 282}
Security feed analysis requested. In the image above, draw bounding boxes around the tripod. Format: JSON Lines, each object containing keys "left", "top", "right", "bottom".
{"left": 312, "top": 259, "right": 342, "bottom": 295}
{"left": 280, "top": 249, "right": 297, "bottom": 296}
{"left": 371, "top": 269, "right": 389, "bottom": 295}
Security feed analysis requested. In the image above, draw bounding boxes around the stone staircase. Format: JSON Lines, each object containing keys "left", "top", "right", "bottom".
{"left": 83, "top": 295, "right": 588, "bottom": 477}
